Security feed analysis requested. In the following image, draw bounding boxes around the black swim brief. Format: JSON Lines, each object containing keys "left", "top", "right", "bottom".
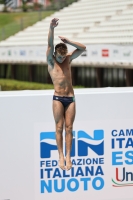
{"left": 53, "top": 95, "right": 75, "bottom": 108}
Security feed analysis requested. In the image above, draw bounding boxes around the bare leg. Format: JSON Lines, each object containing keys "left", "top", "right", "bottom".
{"left": 65, "top": 102, "right": 76, "bottom": 170}
{"left": 53, "top": 100, "right": 65, "bottom": 170}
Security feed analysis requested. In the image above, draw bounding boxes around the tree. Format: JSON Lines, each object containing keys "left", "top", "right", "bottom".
{"left": 22, "top": 0, "right": 28, "bottom": 12}
{"left": 0, "top": 0, "right": 5, "bottom": 4}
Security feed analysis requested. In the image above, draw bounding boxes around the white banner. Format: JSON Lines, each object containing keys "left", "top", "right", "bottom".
{"left": 34, "top": 120, "right": 133, "bottom": 200}
{"left": 0, "top": 44, "right": 133, "bottom": 65}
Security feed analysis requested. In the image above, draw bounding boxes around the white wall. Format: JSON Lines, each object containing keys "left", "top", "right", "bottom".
{"left": 0, "top": 88, "right": 133, "bottom": 200}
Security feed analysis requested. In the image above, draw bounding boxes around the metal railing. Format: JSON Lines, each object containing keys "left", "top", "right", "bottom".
{"left": 0, "top": 11, "right": 53, "bottom": 41}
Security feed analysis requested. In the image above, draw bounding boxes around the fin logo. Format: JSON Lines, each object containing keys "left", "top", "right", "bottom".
{"left": 40, "top": 130, "right": 104, "bottom": 159}
{"left": 40, "top": 132, "right": 57, "bottom": 158}
{"left": 78, "top": 130, "right": 104, "bottom": 156}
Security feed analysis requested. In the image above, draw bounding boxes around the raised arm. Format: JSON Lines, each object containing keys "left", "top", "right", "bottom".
{"left": 46, "top": 18, "right": 59, "bottom": 68}
{"left": 58, "top": 36, "right": 86, "bottom": 62}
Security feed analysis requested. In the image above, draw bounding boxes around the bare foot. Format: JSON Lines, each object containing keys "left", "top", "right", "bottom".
{"left": 65, "top": 157, "right": 72, "bottom": 171}
{"left": 58, "top": 156, "right": 65, "bottom": 170}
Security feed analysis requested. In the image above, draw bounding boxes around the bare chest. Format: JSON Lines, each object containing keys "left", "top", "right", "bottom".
{"left": 51, "top": 61, "right": 71, "bottom": 80}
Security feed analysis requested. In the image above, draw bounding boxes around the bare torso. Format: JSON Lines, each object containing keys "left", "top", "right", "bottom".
{"left": 48, "top": 54, "right": 74, "bottom": 97}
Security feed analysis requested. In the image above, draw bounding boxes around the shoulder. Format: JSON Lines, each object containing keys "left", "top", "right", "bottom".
{"left": 66, "top": 53, "right": 72, "bottom": 60}
{"left": 66, "top": 53, "right": 72, "bottom": 64}
{"left": 67, "top": 52, "right": 72, "bottom": 56}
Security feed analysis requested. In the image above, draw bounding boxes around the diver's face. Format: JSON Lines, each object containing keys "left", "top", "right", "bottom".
{"left": 55, "top": 52, "right": 66, "bottom": 63}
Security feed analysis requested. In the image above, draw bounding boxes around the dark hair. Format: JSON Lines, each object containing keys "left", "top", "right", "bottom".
{"left": 55, "top": 43, "right": 68, "bottom": 55}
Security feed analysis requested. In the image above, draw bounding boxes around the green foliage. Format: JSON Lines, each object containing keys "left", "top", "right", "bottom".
{"left": 0, "top": 0, "right": 5, "bottom": 4}
{"left": 0, "top": 79, "right": 54, "bottom": 91}
{"left": 21, "top": 0, "right": 27, "bottom": 12}
{"left": 0, "top": 79, "right": 83, "bottom": 91}
{"left": 22, "top": 4, "right": 28, "bottom": 12}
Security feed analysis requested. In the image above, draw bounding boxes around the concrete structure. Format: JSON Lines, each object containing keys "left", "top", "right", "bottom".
{"left": 0, "top": 0, "right": 133, "bottom": 67}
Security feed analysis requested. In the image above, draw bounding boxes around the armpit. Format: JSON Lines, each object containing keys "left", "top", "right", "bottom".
{"left": 48, "top": 58, "right": 54, "bottom": 68}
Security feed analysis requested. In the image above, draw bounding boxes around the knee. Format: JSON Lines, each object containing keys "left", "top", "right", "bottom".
{"left": 65, "top": 125, "right": 73, "bottom": 134}
{"left": 56, "top": 125, "right": 63, "bottom": 134}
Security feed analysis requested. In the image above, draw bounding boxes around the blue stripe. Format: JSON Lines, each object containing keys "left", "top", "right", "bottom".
{"left": 40, "top": 132, "right": 56, "bottom": 141}
{"left": 78, "top": 130, "right": 104, "bottom": 140}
